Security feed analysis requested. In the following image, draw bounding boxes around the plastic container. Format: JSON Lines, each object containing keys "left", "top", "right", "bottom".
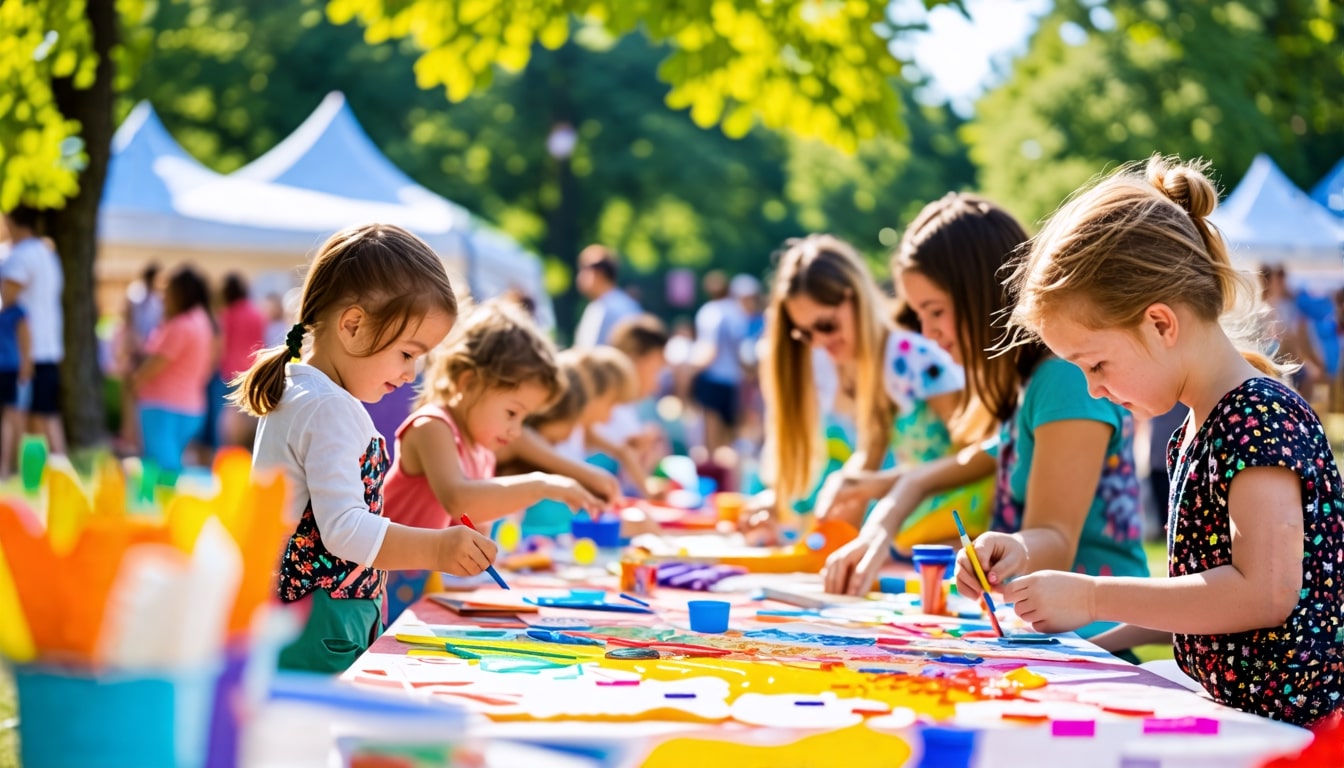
{"left": 714, "top": 492, "right": 746, "bottom": 523}
{"left": 570, "top": 512, "right": 623, "bottom": 547}
{"left": 912, "top": 544, "right": 956, "bottom": 616}
{"left": 687, "top": 600, "right": 731, "bottom": 633}
{"left": 15, "top": 663, "right": 220, "bottom": 768}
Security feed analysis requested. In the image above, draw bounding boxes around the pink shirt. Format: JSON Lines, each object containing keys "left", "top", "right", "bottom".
{"left": 383, "top": 404, "right": 496, "bottom": 530}
{"left": 219, "top": 299, "right": 267, "bottom": 381}
{"left": 139, "top": 306, "right": 215, "bottom": 414}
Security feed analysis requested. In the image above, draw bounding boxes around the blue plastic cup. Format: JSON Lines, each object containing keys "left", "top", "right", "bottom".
{"left": 15, "top": 663, "right": 220, "bottom": 768}
{"left": 687, "top": 600, "right": 731, "bottom": 633}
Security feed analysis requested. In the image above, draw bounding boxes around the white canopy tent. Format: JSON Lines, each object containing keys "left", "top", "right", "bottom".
{"left": 1311, "top": 156, "right": 1344, "bottom": 219}
{"left": 234, "top": 92, "right": 553, "bottom": 327}
{"left": 1210, "top": 154, "right": 1344, "bottom": 272}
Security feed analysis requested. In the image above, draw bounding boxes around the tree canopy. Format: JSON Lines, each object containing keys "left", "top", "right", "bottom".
{"left": 325, "top": 0, "right": 963, "bottom": 153}
{"left": 967, "top": 0, "right": 1344, "bottom": 227}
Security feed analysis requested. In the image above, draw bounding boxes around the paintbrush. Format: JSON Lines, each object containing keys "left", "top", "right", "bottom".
{"left": 951, "top": 510, "right": 1005, "bottom": 637}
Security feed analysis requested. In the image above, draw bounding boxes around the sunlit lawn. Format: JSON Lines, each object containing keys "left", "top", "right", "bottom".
{"left": 0, "top": 664, "right": 14, "bottom": 768}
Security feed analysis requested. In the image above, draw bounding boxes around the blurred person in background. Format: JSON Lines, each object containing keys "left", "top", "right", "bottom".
{"left": 116, "top": 263, "right": 164, "bottom": 455}
{"left": 128, "top": 266, "right": 216, "bottom": 480}
{"left": 1, "top": 206, "right": 65, "bottom": 457}
{"left": 689, "top": 270, "right": 748, "bottom": 456}
{"left": 218, "top": 273, "right": 267, "bottom": 448}
{"left": 573, "top": 245, "right": 641, "bottom": 348}
{"left": 1261, "top": 264, "right": 1323, "bottom": 398}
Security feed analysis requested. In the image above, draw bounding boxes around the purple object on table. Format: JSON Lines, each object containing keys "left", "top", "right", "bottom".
{"left": 656, "top": 562, "right": 747, "bottom": 591}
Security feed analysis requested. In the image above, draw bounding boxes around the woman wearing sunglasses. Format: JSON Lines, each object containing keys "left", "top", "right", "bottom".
{"left": 753, "top": 234, "right": 990, "bottom": 549}
{"left": 821, "top": 195, "right": 1147, "bottom": 644}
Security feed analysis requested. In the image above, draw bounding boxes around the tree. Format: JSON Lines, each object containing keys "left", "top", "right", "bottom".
{"left": 0, "top": 0, "right": 148, "bottom": 449}
{"left": 326, "top": 0, "right": 963, "bottom": 153}
{"left": 5, "top": 0, "right": 970, "bottom": 449}
{"left": 133, "top": 1, "right": 975, "bottom": 330}
{"left": 967, "top": 0, "right": 1344, "bottom": 227}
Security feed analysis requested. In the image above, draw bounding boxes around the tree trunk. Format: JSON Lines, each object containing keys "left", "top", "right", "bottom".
{"left": 46, "top": 1, "right": 118, "bottom": 450}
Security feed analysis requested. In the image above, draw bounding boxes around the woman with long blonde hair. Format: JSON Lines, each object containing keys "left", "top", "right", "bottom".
{"left": 757, "top": 234, "right": 969, "bottom": 544}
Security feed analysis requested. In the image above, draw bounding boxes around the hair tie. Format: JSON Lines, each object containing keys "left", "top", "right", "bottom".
{"left": 285, "top": 323, "right": 305, "bottom": 360}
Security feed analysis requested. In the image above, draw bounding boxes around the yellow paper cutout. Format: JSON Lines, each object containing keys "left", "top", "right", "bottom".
{"left": 0, "top": 544, "right": 35, "bottom": 662}
{"left": 45, "top": 460, "right": 92, "bottom": 556}
{"left": 642, "top": 723, "right": 913, "bottom": 768}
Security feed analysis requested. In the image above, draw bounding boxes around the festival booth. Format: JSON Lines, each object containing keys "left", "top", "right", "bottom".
{"left": 97, "top": 99, "right": 550, "bottom": 324}
{"left": 233, "top": 91, "right": 554, "bottom": 329}
{"left": 1210, "top": 154, "right": 1344, "bottom": 292}
{"left": 1311, "top": 156, "right": 1344, "bottom": 219}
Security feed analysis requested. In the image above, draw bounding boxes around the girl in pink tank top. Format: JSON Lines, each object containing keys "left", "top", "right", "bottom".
{"left": 384, "top": 300, "right": 602, "bottom": 532}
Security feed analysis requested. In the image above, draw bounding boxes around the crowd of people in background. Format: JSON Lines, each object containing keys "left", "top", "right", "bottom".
{"left": 3, "top": 206, "right": 1344, "bottom": 543}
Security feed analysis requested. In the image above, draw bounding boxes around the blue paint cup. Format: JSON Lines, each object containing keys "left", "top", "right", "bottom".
{"left": 687, "top": 600, "right": 731, "bottom": 633}
{"left": 15, "top": 663, "right": 220, "bottom": 768}
{"left": 570, "top": 512, "right": 623, "bottom": 547}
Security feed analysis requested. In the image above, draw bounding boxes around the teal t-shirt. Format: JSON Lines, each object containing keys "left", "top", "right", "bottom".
{"left": 992, "top": 357, "right": 1148, "bottom": 635}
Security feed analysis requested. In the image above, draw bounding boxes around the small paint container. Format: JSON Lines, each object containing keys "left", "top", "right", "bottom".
{"left": 912, "top": 544, "right": 956, "bottom": 616}
{"left": 713, "top": 492, "right": 746, "bottom": 523}
{"left": 570, "top": 512, "right": 623, "bottom": 547}
{"left": 687, "top": 600, "right": 731, "bottom": 633}
{"left": 619, "top": 558, "right": 657, "bottom": 596}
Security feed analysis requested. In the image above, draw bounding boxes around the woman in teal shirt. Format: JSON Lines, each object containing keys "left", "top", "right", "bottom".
{"left": 822, "top": 193, "right": 1147, "bottom": 638}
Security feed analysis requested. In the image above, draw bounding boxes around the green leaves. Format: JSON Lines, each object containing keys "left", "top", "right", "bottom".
{"left": 325, "top": 0, "right": 956, "bottom": 152}
{"left": 0, "top": 0, "right": 95, "bottom": 210}
{"left": 0, "top": 0, "right": 148, "bottom": 211}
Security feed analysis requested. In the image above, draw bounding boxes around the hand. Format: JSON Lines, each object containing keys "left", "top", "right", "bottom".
{"left": 18, "top": 360, "right": 33, "bottom": 384}
{"left": 437, "top": 526, "right": 499, "bottom": 577}
{"left": 739, "top": 507, "right": 782, "bottom": 546}
{"left": 954, "top": 532, "right": 1028, "bottom": 600}
{"left": 578, "top": 466, "right": 622, "bottom": 505}
{"left": 814, "top": 471, "right": 896, "bottom": 524}
{"left": 1002, "top": 571, "right": 1098, "bottom": 634}
{"left": 541, "top": 473, "right": 602, "bottom": 514}
{"left": 821, "top": 526, "right": 889, "bottom": 596}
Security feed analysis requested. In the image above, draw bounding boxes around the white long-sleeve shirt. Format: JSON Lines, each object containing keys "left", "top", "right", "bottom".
{"left": 253, "top": 364, "right": 390, "bottom": 567}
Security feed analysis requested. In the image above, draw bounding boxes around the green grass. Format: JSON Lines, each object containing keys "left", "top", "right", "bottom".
{"left": 1133, "top": 541, "right": 1175, "bottom": 663}
{"left": 0, "top": 663, "right": 15, "bottom": 768}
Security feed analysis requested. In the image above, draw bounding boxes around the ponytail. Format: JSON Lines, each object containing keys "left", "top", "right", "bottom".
{"left": 231, "top": 343, "right": 295, "bottom": 417}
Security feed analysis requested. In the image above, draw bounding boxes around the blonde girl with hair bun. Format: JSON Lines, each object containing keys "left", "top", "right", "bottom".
{"left": 998, "top": 156, "right": 1342, "bottom": 726}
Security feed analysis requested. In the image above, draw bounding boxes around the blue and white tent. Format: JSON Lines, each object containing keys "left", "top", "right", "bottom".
{"left": 1310, "top": 156, "right": 1344, "bottom": 219}
{"left": 1210, "top": 154, "right": 1344, "bottom": 269}
{"left": 235, "top": 92, "right": 553, "bottom": 326}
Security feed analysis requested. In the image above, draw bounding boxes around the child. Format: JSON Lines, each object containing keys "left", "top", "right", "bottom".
{"left": 383, "top": 299, "right": 600, "bottom": 531}
{"left": 0, "top": 299, "right": 28, "bottom": 479}
{"left": 496, "top": 357, "right": 623, "bottom": 507}
{"left": 759, "top": 234, "right": 970, "bottom": 538}
{"left": 997, "top": 157, "right": 1342, "bottom": 725}
{"left": 591, "top": 314, "right": 671, "bottom": 496}
{"left": 822, "top": 195, "right": 1147, "bottom": 641}
{"left": 234, "top": 223, "right": 498, "bottom": 674}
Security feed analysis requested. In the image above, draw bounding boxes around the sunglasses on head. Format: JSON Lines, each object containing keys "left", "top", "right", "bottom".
{"left": 789, "top": 314, "right": 840, "bottom": 344}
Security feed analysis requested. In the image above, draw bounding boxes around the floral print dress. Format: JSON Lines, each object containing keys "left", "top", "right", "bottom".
{"left": 278, "top": 435, "right": 390, "bottom": 602}
{"left": 1167, "top": 377, "right": 1343, "bottom": 726}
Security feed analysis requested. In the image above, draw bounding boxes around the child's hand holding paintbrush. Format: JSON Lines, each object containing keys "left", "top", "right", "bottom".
{"left": 952, "top": 511, "right": 1019, "bottom": 636}
{"left": 952, "top": 531, "right": 1030, "bottom": 602}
